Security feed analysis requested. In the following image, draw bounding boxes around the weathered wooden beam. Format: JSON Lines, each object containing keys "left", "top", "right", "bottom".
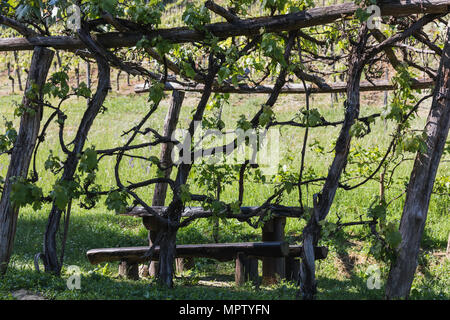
{"left": 1, "top": 1, "right": 448, "bottom": 52}
{"left": 86, "top": 242, "right": 290, "bottom": 264}
{"left": 134, "top": 78, "right": 434, "bottom": 95}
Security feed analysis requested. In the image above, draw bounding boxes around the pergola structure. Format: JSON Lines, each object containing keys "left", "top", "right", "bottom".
{"left": 0, "top": 0, "right": 449, "bottom": 300}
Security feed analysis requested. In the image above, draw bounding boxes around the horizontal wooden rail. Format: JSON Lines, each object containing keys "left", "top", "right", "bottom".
{"left": 1, "top": 1, "right": 449, "bottom": 51}
{"left": 122, "top": 205, "right": 304, "bottom": 218}
{"left": 134, "top": 78, "right": 434, "bottom": 95}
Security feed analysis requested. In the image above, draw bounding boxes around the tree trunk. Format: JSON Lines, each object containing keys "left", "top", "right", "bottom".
{"left": 158, "top": 204, "right": 180, "bottom": 288}
{"left": 149, "top": 90, "right": 184, "bottom": 277}
{"left": 43, "top": 29, "right": 111, "bottom": 275}
{"left": 385, "top": 25, "right": 450, "bottom": 300}
{"left": 152, "top": 90, "right": 184, "bottom": 206}
{"left": 157, "top": 57, "right": 218, "bottom": 287}
{"left": 299, "top": 26, "right": 369, "bottom": 300}
{"left": 0, "top": 47, "right": 54, "bottom": 275}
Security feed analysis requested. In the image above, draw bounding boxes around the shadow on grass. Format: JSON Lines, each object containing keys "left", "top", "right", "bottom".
{"left": 421, "top": 228, "right": 448, "bottom": 250}
{"left": 12, "top": 209, "right": 148, "bottom": 270}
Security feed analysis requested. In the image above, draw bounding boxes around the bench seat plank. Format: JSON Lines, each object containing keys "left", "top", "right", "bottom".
{"left": 86, "top": 242, "right": 328, "bottom": 265}
{"left": 87, "top": 241, "right": 289, "bottom": 264}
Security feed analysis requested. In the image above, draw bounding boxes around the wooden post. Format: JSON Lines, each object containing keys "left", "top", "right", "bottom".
{"left": 235, "top": 252, "right": 258, "bottom": 286}
{"left": 262, "top": 216, "right": 286, "bottom": 285}
{"left": 175, "top": 257, "right": 195, "bottom": 274}
{"left": 285, "top": 257, "right": 300, "bottom": 283}
{"left": 149, "top": 90, "right": 185, "bottom": 277}
{"left": 118, "top": 260, "right": 139, "bottom": 280}
{"left": 385, "top": 25, "right": 450, "bottom": 299}
{"left": 0, "top": 47, "right": 54, "bottom": 275}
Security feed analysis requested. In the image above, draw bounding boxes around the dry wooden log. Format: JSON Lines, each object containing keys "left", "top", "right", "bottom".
{"left": 1, "top": 1, "right": 449, "bottom": 51}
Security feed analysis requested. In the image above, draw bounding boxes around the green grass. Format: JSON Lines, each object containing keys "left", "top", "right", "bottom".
{"left": 0, "top": 88, "right": 448, "bottom": 300}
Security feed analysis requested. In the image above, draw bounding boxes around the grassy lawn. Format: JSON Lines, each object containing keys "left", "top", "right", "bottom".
{"left": 0, "top": 88, "right": 448, "bottom": 300}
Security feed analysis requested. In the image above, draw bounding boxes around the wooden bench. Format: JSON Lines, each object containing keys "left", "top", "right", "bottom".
{"left": 86, "top": 242, "right": 328, "bottom": 285}
{"left": 121, "top": 205, "right": 307, "bottom": 284}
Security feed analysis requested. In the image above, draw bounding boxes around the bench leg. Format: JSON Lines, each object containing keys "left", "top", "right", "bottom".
{"left": 149, "top": 261, "right": 159, "bottom": 277}
{"left": 285, "top": 257, "right": 300, "bottom": 284}
{"left": 247, "top": 258, "right": 259, "bottom": 285}
{"left": 176, "top": 257, "right": 195, "bottom": 274}
{"left": 118, "top": 261, "right": 139, "bottom": 280}
{"left": 262, "top": 217, "right": 286, "bottom": 285}
{"left": 235, "top": 252, "right": 259, "bottom": 286}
